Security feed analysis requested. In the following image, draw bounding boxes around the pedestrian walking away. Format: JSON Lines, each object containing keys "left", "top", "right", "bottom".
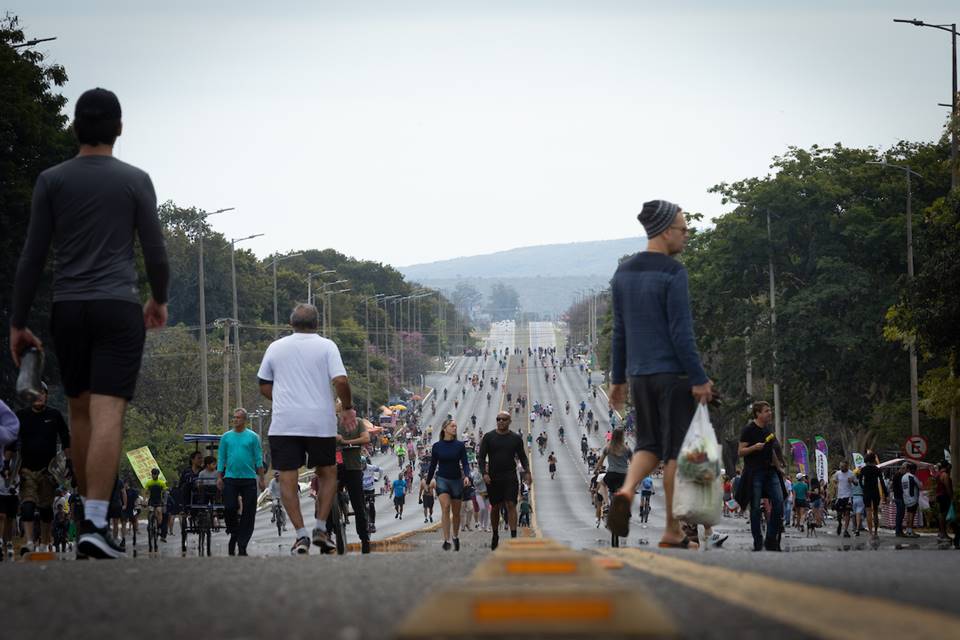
{"left": 478, "top": 411, "right": 530, "bottom": 550}
{"left": 426, "top": 418, "right": 471, "bottom": 550}
{"left": 607, "top": 199, "right": 713, "bottom": 549}
{"left": 257, "top": 303, "right": 357, "bottom": 555}
{"left": 10, "top": 88, "right": 170, "bottom": 559}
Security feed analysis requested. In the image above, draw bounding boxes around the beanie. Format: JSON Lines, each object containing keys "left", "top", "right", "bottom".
{"left": 637, "top": 200, "right": 680, "bottom": 238}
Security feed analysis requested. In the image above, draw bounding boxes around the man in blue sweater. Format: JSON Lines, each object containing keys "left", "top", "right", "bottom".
{"left": 217, "top": 408, "right": 265, "bottom": 556}
{"left": 607, "top": 199, "right": 713, "bottom": 549}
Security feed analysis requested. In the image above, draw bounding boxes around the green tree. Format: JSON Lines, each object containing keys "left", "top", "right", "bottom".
{"left": 0, "top": 14, "right": 74, "bottom": 393}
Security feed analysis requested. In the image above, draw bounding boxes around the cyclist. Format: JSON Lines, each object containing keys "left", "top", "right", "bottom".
{"left": 470, "top": 414, "right": 478, "bottom": 431}
{"left": 120, "top": 478, "right": 140, "bottom": 548}
{"left": 361, "top": 457, "right": 380, "bottom": 533}
{"left": 548, "top": 453, "right": 558, "bottom": 479}
{"left": 177, "top": 451, "right": 203, "bottom": 552}
{"left": 640, "top": 476, "right": 655, "bottom": 524}
{"left": 395, "top": 442, "right": 406, "bottom": 468}
{"left": 486, "top": 392, "right": 492, "bottom": 405}
{"left": 558, "top": 425, "right": 565, "bottom": 444}
{"left": 144, "top": 469, "right": 166, "bottom": 541}
{"left": 269, "top": 471, "right": 284, "bottom": 527}
{"left": 580, "top": 434, "right": 589, "bottom": 462}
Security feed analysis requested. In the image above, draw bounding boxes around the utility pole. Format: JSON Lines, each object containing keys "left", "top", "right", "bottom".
{"left": 221, "top": 320, "right": 231, "bottom": 429}
{"left": 195, "top": 207, "right": 233, "bottom": 433}
{"left": 230, "top": 233, "right": 264, "bottom": 410}
{"left": 767, "top": 211, "right": 782, "bottom": 443}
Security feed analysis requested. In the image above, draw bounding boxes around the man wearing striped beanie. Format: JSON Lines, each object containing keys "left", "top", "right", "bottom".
{"left": 606, "top": 199, "right": 714, "bottom": 549}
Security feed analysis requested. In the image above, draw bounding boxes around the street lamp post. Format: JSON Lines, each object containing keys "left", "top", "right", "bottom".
{"left": 307, "top": 270, "right": 336, "bottom": 307}
{"left": 320, "top": 280, "right": 348, "bottom": 336}
{"left": 195, "top": 207, "right": 234, "bottom": 433}
{"left": 271, "top": 252, "right": 303, "bottom": 339}
{"left": 381, "top": 295, "right": 400, "bottom": 399}
{"left": 766, "top": 211, "right": 783, "bottom": 444}
{"left": 230, "top": 233, "right": 264, "bottom": 410}
{"left": 867, "top": 160, "right": 923, "bottom": 436}
{"left": 325, "top": 287, "right": 351, "bottom": 338}
{"left": 894, "top": 18, "right": 958, "bottom": 189}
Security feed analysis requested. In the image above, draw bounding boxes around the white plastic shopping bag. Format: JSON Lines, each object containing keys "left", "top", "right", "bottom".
{"left": 672, "top": 404, "right": 722, "bottom": 526}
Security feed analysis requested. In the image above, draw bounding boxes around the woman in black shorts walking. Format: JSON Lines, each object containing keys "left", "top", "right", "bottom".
{"left": 426, "top": 419, "right": 471, "bottom": 551}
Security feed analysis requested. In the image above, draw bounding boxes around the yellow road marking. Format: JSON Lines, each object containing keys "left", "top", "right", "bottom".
{"left": 473, "top": 598, "right": 612, "bottom": 622}
{"left": 503, "top": 559, "right": 579, "bottom": 575}
{"left": 601, "top": 548, "right": 960, "bottom": 639}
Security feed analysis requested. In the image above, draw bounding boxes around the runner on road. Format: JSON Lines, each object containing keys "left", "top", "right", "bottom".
{"left": 11, "top": 89, "right": 170, "bottom": 559}
{"left": 257, "top": 303, "right": 356, "bottom": 555}
{"left": 392, "top": 476, "right": 407, "bottom": 520}
{"left": 426, "top": 419, "right": 471, "bottom": 551}
{"left": 479, "top": 411, "right": 531, "bottom": 550}
{"left": 607, "top": 200, "right": 713, "bottom": 550}
{"left": 548, "top": 452, "right": 558, "bottom": 480}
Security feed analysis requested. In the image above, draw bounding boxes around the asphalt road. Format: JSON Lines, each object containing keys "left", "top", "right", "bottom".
{"left": 6, "top": 322, "right": 960, "bottom": 639}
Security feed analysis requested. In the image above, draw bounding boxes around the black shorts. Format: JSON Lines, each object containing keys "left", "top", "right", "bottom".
{"left": 0, "top": 494, "right": 18, "bottom": 517}
{"left": 107, "top": 504, "right": 123, "bottom": 520}
{"left": 603, "top": 472, "right": 626, "bottom": 493}
{"left": 393, "top": 495, "right": 405, "bottom": 507}
{"left": 269, "top": 435, "right": 336, "bottom": 471}
{"left": 863, "top": 492, "right": 881, "bottom": 510}
{"left": 835, "top": 497, "right": 851, "bottom": 512}
{"left": 51, "top": 300, "right": 146, "bottom": 400}
{"left": 487, "top": 474, "right": 519, "bottom": 505}
{"left": 630, "top": 373, "right": 696, "bottom": 461}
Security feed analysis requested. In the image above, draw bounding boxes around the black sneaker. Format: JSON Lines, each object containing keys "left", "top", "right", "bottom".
{"left": 453, "top": 538, "right": 460, "bottom": 551}
{"left": 77, "top": 520, "right": 125, "bottom": 559}
{"left": 843, "top": 531, "right": 851, "bottom": 538}
{"left": 442, "top": 540, "right": 451, "bottom": 551}
{"left": 361, "top": 540, "right": 371, "bottom": 554}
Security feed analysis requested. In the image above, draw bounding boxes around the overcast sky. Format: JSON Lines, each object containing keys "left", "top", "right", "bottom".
{"left": 11, "top": 0, "right": 958, "bottom": 266}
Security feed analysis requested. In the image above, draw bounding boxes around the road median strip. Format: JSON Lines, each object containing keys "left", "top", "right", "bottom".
{"left": 600, "top": 547, "right": 960, "bottom": 640}
{"left": 396, "top": 538, "right": 676, "bottom": 638}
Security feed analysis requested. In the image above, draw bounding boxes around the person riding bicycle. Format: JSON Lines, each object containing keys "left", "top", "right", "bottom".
{"left": 395, "top": 442, "right": 406, "bottom": 467}
{"left": 144, "top": 468, "right": 166, "bottom": 537}
{"left": 580, "top": 434, "right": 589, "bottom": 460}
{"left": 558, "top": 426, "right": 565, "bottom": 443}
{"left": 269, "top": 471, "right": 284, "bottom": 522}
{"left": 361, "top": 457, "right": 381, "bottom": 533}
{"left": 640, "top": 476, "right": 655, "bottom": 524}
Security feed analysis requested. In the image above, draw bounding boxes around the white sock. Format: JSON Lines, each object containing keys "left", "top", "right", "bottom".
{"left": 85, "top": 499, "right": 109, "bottom": 529}
{"left": 296, "top": 527, "right": 309, "bottom": 540}
{"left": 315, "top": 518, "right": 326, "bottom": 531}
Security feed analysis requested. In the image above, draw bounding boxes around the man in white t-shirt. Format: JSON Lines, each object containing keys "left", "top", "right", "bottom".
{"left": 832, "top": 460, "right": 856, "bottom": 538}
{"left": 258, "top": 303, "right": 356, "bottom": 555}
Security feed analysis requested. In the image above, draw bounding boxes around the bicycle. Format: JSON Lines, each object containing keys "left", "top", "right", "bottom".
{"left": 272, "top": 500, "right": 286, "bottom": 536}
{"left": 147, "top": 507, "right": 160, "bottom": 553}
{"left": 327, "top": 485, "right": 351, "bottom": 555}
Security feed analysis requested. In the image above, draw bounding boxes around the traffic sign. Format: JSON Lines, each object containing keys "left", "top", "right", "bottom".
{"left": 903, "top": 434, "right": 928, "bottom": 460}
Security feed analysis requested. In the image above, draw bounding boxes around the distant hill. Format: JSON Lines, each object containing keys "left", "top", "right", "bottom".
{"left": 399, "top": 237, "right": 645, "bottom": 280}
{"left": 398, "top": 237, "right": 647, "bottom": 317}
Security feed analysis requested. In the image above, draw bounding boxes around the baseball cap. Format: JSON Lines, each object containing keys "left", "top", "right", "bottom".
{"left": 796, "top": 472, "right": 803, "bottom": 479}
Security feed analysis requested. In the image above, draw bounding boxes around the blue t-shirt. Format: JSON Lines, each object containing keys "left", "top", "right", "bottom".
{"left": 392, "top": 479, "right": 407, "bottom": 498}
{"left": 217, "top": 428, "right": 264, "bottom": 479}
{"left": 641, "top": 477, "right": 654, "bottom": 493}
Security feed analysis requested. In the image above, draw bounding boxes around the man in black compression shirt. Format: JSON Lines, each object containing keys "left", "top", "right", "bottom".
{"left": 478, "top": 411, "right": 531, "bottom": 549}
{"left": 9, "top": 88, "right": 169, "bottom": 559}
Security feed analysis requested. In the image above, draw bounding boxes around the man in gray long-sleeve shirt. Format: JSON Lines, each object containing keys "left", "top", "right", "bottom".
{"left": 606, "top": 199, "right": 713, "bottom": 549}
{"left": 9, "top": 88, "right": 169, "bottom": 559}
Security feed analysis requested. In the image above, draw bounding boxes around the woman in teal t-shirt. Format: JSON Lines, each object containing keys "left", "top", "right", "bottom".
{"left": 792, "top": 475, "right": 809, "bottom": 531}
